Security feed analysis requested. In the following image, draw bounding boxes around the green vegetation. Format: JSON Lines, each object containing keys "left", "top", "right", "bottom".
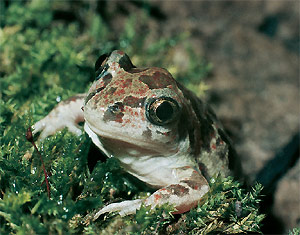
{"left": 1, "top": 1, "right": 263, "bottom": 234}
{"left": 289, "top": 228, "right": 300, "bottom": 235}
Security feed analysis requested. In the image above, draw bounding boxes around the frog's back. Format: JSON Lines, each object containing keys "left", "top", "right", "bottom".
{"left": 176, "top": 81, "right": 241, "bottom": 180}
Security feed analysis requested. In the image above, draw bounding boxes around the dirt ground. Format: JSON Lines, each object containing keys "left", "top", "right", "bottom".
{"left": 107, "top": 1, "right": 299, "bottom": 233}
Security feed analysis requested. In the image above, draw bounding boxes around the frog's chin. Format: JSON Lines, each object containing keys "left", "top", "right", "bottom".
{"left": 84, "top": 122, "right": 175, "bottom": 157}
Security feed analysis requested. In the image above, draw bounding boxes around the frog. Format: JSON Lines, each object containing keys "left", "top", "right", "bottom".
{"left": 33, "top": 50, "right": 240, "bottom": 218}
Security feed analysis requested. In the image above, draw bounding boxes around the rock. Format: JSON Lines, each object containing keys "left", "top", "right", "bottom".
{"left": 274, "top": 160, "right": 300, "bottom": 231}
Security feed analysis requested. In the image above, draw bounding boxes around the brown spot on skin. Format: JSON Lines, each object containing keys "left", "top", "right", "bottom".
{"left": 181, "top": 180, "right": 202, "bottom": 190}
{"left": 139, "top": 71, "right": 172, "bottom": 89}
{"left": 154, "top": 193, "right": 162, "bottom": 202}
{"left": 123, "top": 96, "right": 146, "bottom": 108}
{"left": 107, "top": 87, "right": 117, "bottom": 96}
{"left": 198, "top": 163, "right": 210, "bottom": 181}
{"left": 142, "top": 128, "right": 152, "bottom": 139}
{"left": 127, "top": 68, "right": 149, "bottom": 73}
{"left": 114, "top": 88, "right": 126, "bottom": 96}
{"left": 176, "top": 81, "right": 216, "bottom": 155}
{"left": 103, "top": 102, "right": 124, "bottom": 123}
{"left": 191, "top": 170, "right": 209, "bottom": 186}
{"left": 102, "top": 73, "right": 112, "bottom": 86}
{"left": 167, "top": 184, "right": 189, "bottom": 196}
{"left": 119, "top": 55, "right": 136, "bottom": 72}
{"left": 117, "top": 51, "right": 125, "bottom": 55}
{"left": 65, "top": 94, "right": 86, "bottom": 104}
{"left": 183, "top": 166, "right": 191, "bottom": 169}
{"left": 122, "top": 78, "right": 132, "bottom": 88}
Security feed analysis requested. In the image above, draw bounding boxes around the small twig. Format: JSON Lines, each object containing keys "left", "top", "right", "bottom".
{"left": 154, "top": 212, "right": 166, "bottom": 234}
{"left": 26, "top": 127, "right": 51, "bottom": 199}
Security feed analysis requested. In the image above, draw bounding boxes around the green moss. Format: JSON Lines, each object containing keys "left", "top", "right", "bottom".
{"left": 0, "top": 1, "right": 263, "bottom": 234}
{"left": 289, "top": 227, "right": 300, "bottom": 235}
{"left": 120, "top": 176, "right": 263, "bottom": 234}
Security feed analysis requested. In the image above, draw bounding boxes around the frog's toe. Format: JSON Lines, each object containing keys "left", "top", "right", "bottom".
{"left": 66, "top": 123, "right": 82, "bottom": 136}
{"left": 38, "top": 127, "right": 55, "bottom": 140}
{"left": 32, "top": 120, "right": 57, "bottom": 140}
{"left": 32, "top": 121, "right": 53, "bottom": 140}
{"left": 32, "top": 120, "right": 45, "bottom": 135}
{"left": 93, "top": 199, "right": 143, "bottom": 220}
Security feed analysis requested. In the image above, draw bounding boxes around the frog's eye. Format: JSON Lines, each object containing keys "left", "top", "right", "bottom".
{"left": 146, "top": 97, "right": 180, "bottom": 125}
{"left": 95, "top": 53, "right": 110, "bottom": 71}
{"left": 95, "top": 53, "right": 111, "bottom": 80}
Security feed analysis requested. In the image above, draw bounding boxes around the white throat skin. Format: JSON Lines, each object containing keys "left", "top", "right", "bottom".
{"left": 84, "top": 122, "right": 197, "bottom": 188}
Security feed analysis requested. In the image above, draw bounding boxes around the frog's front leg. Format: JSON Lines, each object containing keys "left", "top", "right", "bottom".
{"left": 145, "top": 168, "right": 209, "bottom": 214}
{"left": 94, "top": 167, "right": 209, "bottom": 219}
{"left": 33, "top": 94, "right": 86, "bottom": 139}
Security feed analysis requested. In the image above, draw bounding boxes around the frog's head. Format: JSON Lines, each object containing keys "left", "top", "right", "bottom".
{"left": 84, "top": 50, "right": 194, "bottom": 157}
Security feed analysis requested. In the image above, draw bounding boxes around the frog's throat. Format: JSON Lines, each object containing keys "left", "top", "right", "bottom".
{"left": 84, "top": 122, "right": 177, "bottom": 156}
{"left": 84, "top": 122, "right": 111, "bottom": 157}
{"left": 84, "top": 122, "right": 199, "bottom": 188}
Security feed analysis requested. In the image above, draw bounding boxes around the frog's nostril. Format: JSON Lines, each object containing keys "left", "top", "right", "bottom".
{"left": 108, "top": 102, "right": 124, "bottom": 114}
{"left": 109, "top": 105, "right": 119, "bottom": 113}
{"left": 104, "top": 102, "right": 125, "bottom": 123}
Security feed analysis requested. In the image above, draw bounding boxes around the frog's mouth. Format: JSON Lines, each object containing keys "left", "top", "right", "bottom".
{"left": 84, "top": 121, "right": 176, "bottom": 157}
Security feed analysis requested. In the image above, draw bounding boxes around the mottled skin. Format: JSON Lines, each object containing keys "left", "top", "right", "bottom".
{"left": 33, "top": 50, "right": 240, "bottom": 218}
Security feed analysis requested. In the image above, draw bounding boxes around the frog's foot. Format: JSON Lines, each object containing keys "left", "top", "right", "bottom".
{"left": 93, "top": 199, "right": 143, "bottom": 220}
{"left": 94, "top": 169, "right": 210, "bottom": 219}
{"left": 32, "top": 94, "right": 85, "bottom": 140}
{"left": 33, "top": 115, "right": 82, "bottom": 140}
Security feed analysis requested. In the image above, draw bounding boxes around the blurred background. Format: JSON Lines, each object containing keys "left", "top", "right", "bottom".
{"left": 1, "top": 0, "right": 299, "bottom": 233}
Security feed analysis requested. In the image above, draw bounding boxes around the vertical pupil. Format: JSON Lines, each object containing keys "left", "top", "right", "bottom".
{"left": 156, "top": 101, "right": 173, "bottom": 121}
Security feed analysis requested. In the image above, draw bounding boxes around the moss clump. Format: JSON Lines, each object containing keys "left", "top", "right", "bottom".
{"left": 1, "top": 1, "right": 263, "bottom": 234}
{"left": 102, "top": 176, "right": 264, "bottom": 234}
{"left": 289, "top": 227, "right": 300, "bottom": 235}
